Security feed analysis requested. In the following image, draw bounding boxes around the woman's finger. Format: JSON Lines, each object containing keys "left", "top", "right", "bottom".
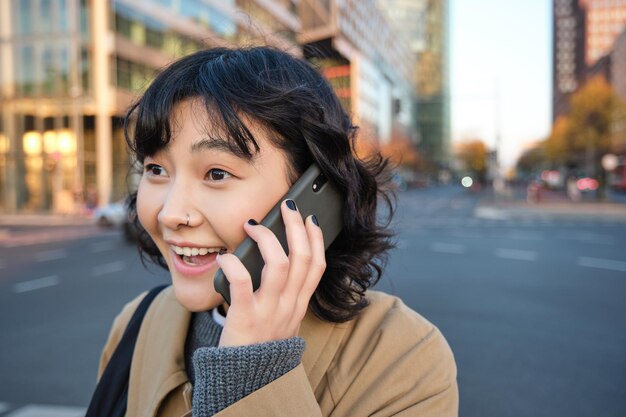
{"left": 293, "top": 214, "right": 326, "bottom": 319}
{"left": 216, "top": 253, "right": 254, "bottom": 309}
{"left": 243, "top": 219, "right": 289, "bottom": 305}
{"left": 281, "top": 200, "right": 314, "bottom": 299}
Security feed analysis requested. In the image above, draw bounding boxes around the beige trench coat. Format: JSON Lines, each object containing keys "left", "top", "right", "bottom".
{"left": 98, "top": 287, "right": 458, "bottom": 416}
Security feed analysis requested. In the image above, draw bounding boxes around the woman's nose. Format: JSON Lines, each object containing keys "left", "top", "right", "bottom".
{"left": 157, "top": 186, "right": 194, "bottom": 230}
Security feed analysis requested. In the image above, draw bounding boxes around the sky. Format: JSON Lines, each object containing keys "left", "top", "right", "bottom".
{"left": 450, "top": 0, "right": 553, "bottom": 168}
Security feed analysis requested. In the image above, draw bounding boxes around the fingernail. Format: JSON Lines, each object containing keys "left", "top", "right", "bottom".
{"left": 286, "top": 199, "right": 297, "bottom": 211}
{"left": 311, "top": 214, "right": 319, "bottom": 226}
{"left": 248, "top": 219, "right": 259, "bottom": 225}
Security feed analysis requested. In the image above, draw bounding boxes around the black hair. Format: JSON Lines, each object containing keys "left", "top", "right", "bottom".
{"left": 125, "top": 46, "right": 396, "bottom": 322}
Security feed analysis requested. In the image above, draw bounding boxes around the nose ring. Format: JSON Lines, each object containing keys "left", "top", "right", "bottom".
{"left": 185, "top": 213, "right": 190, "bottom": 227}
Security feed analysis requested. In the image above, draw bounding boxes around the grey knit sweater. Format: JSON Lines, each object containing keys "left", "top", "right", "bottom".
{"left": 184, "top": 311, "right": 305, "bottom": 416}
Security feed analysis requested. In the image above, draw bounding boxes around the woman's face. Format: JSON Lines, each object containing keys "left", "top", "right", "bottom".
{"left": 137, "top": 99, "right": 291, "bottom": 312}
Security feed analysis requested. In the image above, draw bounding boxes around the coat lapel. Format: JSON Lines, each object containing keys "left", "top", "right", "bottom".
{"left": 127, "top": 286, "right": 191, "bottom": 417}
{"left": 300, "top": 311, "right": 350, "bottom": 393}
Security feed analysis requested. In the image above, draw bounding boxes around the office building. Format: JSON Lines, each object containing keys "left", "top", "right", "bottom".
{"left": 552, "top": 0, "right": 587, "bottom": 121}
{"left": 376, "top": 0, "right": 450, "bottom": 168}
{"left": 298, "top": 0, "right": 415, "bottom": 149}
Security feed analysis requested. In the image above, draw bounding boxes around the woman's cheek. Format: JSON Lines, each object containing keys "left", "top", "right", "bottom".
{"left": 136, "top": 180, "right": 159, "bottom": 234}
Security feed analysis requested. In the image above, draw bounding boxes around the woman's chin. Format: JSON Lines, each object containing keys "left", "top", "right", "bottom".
{"left": 171, "top": 278, "right": 224, "bottom": 312}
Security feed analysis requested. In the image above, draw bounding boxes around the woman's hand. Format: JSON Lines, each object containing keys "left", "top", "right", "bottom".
{"left": 216, "top": 199, "right": 326, "bottom": 347}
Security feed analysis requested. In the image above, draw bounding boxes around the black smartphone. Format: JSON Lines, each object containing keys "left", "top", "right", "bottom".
{"left": 213, "top": 163, "right": 344, "bottom": 305}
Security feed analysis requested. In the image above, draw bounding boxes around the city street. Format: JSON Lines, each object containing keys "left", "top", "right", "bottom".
{"left": 1, "top": 186, "right": 625, "bottom": 417}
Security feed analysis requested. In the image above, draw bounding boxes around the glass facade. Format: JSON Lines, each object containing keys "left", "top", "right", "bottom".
{"left": 1, "top": 0, "right": 299, "bottom": 213}
{"left": 1, "top": 0, "right": 86, "bottom": 213}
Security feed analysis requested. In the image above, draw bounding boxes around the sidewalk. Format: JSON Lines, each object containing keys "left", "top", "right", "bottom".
{"left": 0, "top": 213, "right": 94, "bottom": 227}
{"left": 0, "top": 214, "right": 103, "bottom": 247}
{"left": 476, "top": 187, "right": 626, "bottom": 221}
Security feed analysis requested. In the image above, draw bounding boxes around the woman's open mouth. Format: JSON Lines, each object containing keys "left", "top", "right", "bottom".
{"left": 170, "top": 246, "right": 227, "bottom": 277}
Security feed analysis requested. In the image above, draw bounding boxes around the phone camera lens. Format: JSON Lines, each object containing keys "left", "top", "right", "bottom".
{"left": 312, "top": 173, "right": 328, "bottom": 193}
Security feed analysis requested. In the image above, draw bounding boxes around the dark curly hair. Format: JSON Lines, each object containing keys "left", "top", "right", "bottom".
{"left": 125, "top": 46, "right": 396, "bottom": 323}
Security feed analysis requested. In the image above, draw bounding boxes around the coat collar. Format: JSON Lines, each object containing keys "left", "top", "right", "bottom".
{"left": 127, "top": 286, "right": 348, "bottom": 417}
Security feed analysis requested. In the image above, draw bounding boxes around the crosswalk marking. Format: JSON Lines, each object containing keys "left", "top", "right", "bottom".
{"left": 495, "top": 248, "right": 538, "bottom": 262}
{"left": 431, "top": 243, "right": 466, "bottom": 254}
{"left": 5, "top": 404, "right": 85, "bottom": 417}
{"left": 91, "top": 261, "right": 126, "bottom": 276}
{"left": 13, "top": 276, "right": 60, "bottom": 294}
{"left": 577, "top": 257, "right": 626, "bottom": 273}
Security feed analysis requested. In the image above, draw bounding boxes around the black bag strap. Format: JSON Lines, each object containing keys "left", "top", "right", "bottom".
{"left": 86, "top": 284, "right": 169, "bottom": 417}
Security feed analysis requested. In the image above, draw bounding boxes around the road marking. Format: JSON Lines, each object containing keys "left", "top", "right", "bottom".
{"left": 474, "top": 207, "right": 510, "bottom": 220}
{"left": 557, "top": 232, "right": 614, "bottom": 245}
{"left": 35, "top": 249, "right": 68, "bottom": 263}
{"left": 431, "top": 242, "right": 466, "bottom": 254}
{"left": 0, "top": 402, "right": 10, "bottom": 413}
{"left": 577, "top": 257, "right": 626, "bottom": 272}
{"left": 6, "top": 404, "right": 86, "bottom": 417}
{"left": 13, "top": 276, "right": 60, "bottom": 294}
{"left": 92, "top": 261, "right": 126, "bottom": 276}
{"left": 89, "top": 240, "right": 116, "bottom": 253}
{"left": 495, "top": 248, "right": 538, "bottom": 262}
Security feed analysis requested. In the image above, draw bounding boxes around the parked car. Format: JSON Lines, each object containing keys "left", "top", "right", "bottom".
{"left": 93, "top": 199, "right": 127, "bottom": 227}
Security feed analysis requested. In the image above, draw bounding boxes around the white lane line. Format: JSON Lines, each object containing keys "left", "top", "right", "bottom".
{"left": 35, "top": 249, "right": 68, "bottom": 263}
{"left": 91, "top": 261, "right": 126, "bottom": 276}
{"left": 0, "top": 402, "right": 11, "bottom": 413}
{"left": 557, "top": 232, "right": 614, "bottom": 245}
{"left": 6, "top": 404, "right": 86, "bottom": 417}
{"left": 89, "top": 240, "right": 116, "bottom": 253}
{"left": 495, "top": 248, "right": 538, "bottom": 262}
{"left": 577, "top": 257, "right": 626, "bottom": 273}
{"left": 431, "top": 243, "right": 466, "bottom": 254}
{"left": 13, "top": 276, "right": 60, "bottom": 294}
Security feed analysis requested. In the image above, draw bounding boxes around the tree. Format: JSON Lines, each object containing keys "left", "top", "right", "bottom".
{"left": 544, "top": 116, "right": 572, "bottom": 165}
{"left": 516, "top": 144, "right": 546, "bottom": 176}
{"left": 455, "top": 139, "right": 488, "bottom": 182}
{"left": 380, "top": 138, "right": 420, "bottom": 169}
{"left": 568, "top": 76, "right": 621, "bottom": 176}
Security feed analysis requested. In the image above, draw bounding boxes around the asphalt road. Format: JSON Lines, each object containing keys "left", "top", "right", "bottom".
{"left": 1, "top": 186, "right": 625, "bottom": 416}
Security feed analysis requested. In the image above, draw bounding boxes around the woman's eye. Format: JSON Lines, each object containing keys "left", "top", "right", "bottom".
{"left": 144, "top": 164, "right": 168, "bottom": 177}
{"left": 206, "top": 168, "right": 232, "bottom": 181}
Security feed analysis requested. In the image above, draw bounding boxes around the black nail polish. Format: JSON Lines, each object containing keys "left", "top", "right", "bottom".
{"left": 248, "top": 219, "right": 258, "bottom": 225}
{"left": 286, "top": 199, "right": 297, "bottom": 211}
{"left": 311, "top": 215, "right": 319, "bottom": 226}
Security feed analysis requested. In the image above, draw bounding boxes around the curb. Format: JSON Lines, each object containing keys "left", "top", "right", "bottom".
{"left": 475, "top": 203, "right": 626, "bottom": 221}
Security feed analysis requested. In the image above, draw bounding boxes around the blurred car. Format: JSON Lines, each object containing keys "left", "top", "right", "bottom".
{"left": 93, "top": 199, "right": 127, "bottom": 227}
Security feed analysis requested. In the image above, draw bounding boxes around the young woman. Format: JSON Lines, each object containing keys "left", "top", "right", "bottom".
{"left": 96, "top": 46, "right": 457, "bottom": 416}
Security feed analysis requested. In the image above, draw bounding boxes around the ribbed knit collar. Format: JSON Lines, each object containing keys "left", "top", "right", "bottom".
{"left": 184, "top": 311, "right": 223, "bottom": 384}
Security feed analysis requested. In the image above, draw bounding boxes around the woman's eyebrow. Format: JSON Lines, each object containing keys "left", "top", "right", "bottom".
{"left": 190, "top": 137, "right": 238, "bottom": 156}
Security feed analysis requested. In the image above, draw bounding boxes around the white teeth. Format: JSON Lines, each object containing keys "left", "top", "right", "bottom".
{"left": 171, "top": 245, "right": 226, "bottom": 256}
